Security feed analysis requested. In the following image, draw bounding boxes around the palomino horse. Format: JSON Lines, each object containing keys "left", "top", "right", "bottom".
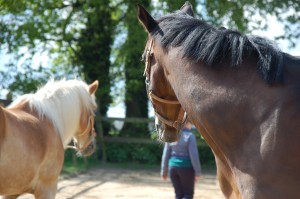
{"left": 138, "top": 2, "right": 300, "bottom": 199}
{"left": 0, "top": 79, "right": 98, "bottom": 199}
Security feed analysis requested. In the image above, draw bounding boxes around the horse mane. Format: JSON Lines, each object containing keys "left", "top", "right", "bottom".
{"left": 8, "top": 79, "right": 96, "bottom": 146}
{"left": 152, "top": 11, "right": 284, "bottom": 83}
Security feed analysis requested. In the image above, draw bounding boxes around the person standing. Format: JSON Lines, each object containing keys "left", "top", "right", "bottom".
{"left": 161, "top": 121, "right": 202, "bottom": 199}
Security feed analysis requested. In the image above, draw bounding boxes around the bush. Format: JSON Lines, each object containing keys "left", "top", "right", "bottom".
{"left": 106, "top": 143, "right": 163, "bottom": 165}
{"left": 63, "top": 143, "right": 216, "bottom": 173}
{"left": 105, "top": 142, "right": 215, "bottom": 167}
{"left": 198, "top": 146, "right": 216, "bottom": 168}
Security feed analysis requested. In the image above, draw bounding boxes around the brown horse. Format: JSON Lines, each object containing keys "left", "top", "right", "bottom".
{"left": 138, "top": 2, "right": 300, "bottom": 199}
{"left": 0, "top": 79, "right": 98, "bottom": 199}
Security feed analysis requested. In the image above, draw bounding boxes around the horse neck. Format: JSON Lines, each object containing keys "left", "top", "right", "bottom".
{"left": 163, "top": 52, "right": 269, "bottom": 151}
{"left": 284, "top": 53, "right": 300, "bottom": 83}
{"left": 28, "top": 93, "right": 82, "bottom": 147}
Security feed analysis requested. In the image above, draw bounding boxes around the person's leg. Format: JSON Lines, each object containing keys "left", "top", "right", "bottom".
{"left": 177, "top": 167, "right": 195, "bottom": 199}
{"left": 169, "top": 167, "right": 184, "bottom": 199}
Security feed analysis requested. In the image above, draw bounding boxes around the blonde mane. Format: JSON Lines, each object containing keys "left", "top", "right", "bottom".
{"left": 8, "top": 79, "right": 97, "bottom": 146}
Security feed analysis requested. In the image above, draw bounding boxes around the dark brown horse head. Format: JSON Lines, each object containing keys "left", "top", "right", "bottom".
{"left": 137, "top": 2, "right": 298, "bottom": 199}
{"left": 138, "top": 4, "right": 193, "bottom": 142}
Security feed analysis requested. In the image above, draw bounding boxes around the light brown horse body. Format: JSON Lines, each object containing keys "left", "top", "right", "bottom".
{"left": 0, "top": 79, "right": 98, "bottom": 199}
{"left": 138, "top": 2, "right": 300, "bottom": 199}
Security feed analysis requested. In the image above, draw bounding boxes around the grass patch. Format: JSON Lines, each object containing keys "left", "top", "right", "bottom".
{"left": 62, "top": 150, "right": 100, "bottom": 176}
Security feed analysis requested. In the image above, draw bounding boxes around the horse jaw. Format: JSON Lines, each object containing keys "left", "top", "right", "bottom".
{"left": 155, "top": 116, "right": 180, "bottom": 142}
{"left": 76, "top": 140, "right": 96, "bottom": 157}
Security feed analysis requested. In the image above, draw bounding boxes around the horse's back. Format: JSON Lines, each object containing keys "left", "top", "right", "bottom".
{"left": 0, "top": 106, "right": 64, "bottom": 196}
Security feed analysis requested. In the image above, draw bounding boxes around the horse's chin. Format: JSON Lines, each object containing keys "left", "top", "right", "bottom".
{"left": 157, "top": 125, "right": 180, "bottom": 143}
{"left": 77, "top": 141, "right": 96, "bottom": 157}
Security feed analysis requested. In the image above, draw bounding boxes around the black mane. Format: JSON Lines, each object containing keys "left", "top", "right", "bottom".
{"left": 151, "top": 11, "right": 284, "bottom": 83}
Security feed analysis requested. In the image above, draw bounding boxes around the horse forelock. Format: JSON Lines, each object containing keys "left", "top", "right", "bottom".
{"left": 26, "top": 79, "right": 96, "bottom": 146}
{"left": 151, "top": 11, "right": 284, "bottom": 84}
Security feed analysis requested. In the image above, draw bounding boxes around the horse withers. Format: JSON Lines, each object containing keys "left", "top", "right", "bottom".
{"left": 138, "top": 2, "right": 300, "bottom": 199}
{"left": 0, "top": 79, "right": 98, "bottom": 199}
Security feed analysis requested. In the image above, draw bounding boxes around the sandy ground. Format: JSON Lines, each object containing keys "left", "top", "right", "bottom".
{"left": 19, "top": 167, "right": 224, "bottom": 199}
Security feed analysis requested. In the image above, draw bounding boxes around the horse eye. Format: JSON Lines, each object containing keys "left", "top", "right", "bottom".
{"left": 92, "top": 110, "right": 97, "bottom": 116}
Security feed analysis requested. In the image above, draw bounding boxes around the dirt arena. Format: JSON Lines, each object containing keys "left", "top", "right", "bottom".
{"left": 20, "top": 167, "right": 224, "bottom": 199}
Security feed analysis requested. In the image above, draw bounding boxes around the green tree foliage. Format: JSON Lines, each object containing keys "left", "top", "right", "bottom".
{"left": 202, "top": 0, "right": 300, "bottom": 47}
{"left": 0, "top": 0, "right": 114, "bottom": 119}
{"left": 158, "top": 0, "right": 197, "bottom": 13}
{"left": 74, "top": 0, "right": 113, "bottom": 117}
{"left": 0, "top": 0, "right": 87, "bottom": 95}
{"left": 1, "top": 0, "right": 300, "bottom": 123}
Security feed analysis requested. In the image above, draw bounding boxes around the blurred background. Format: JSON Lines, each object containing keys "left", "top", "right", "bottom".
{"left": 0, "top": 0, "right": 300, "bottom": 171}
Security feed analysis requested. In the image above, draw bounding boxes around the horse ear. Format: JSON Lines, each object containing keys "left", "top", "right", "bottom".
{"left": 89, "top": 80, "right": 99, "bottom": 95}
{"left": 180, "top": 1, "right": 194, "bottom": 17}
{"left": 137, "top": 4, "right": 157, "bottom": 33}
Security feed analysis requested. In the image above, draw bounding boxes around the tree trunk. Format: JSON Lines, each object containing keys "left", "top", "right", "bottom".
{"left": 75, "top": 0, "right": 113, "bottom": 159}
{"left": 121, "top": 0, "right": 151, "bottom": 137}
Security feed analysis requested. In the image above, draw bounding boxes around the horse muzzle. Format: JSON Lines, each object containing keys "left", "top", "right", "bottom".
{"left": 77, "top": 139, "right": 96, "bottom": 157}
{"left": 155, "top": 117, "right": 180, "bottom": 142}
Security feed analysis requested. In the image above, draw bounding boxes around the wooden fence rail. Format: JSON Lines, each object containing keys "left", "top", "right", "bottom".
{"left": 95, "top": 115, "right": 208, "bottom": 163}
{"left": 95, "top": 115, "right": 156, "bottom": 162}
